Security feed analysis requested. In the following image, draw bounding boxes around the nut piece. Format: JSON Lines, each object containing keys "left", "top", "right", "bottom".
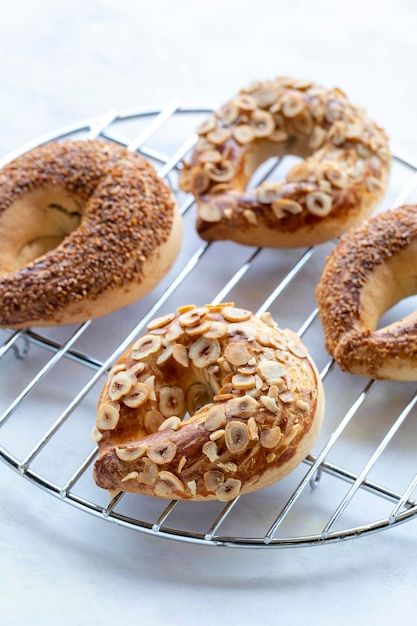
{"left": 172, "top": 343, "right": 190, "bottom": 367}
{"left": 204, "top": 470, "right": 225, "bottom": 492}
{"left": 232, "top": 124, "right": 255, "bottom": 145}
{"left": 127, "top": 362, "right": 145, "bottom": 381}
{"left": 322, "top": 162, "right": 348, "bottom": 188}
{"left": 260, "top": 395, "right": 279, "bottom": 412}
{"left": 147, "top": 440, "right": 177, "bottom": 465}
{"left": 234, "top": 94, "right": 258, "bottom": 111}
{"left": 207, "top": 128, "right": 232, "bottom": 145}
{"left": 227, "top": 322, "right": 255, "bottom": 341}
{"left": 217, "top": 461, "right": 238, "bottom": 473}
{"left": 179, "top": 306, "right": 209, "bottom": 327}
{"left": 131, "top": 334, "right": 162, "bottom": 360}
{"left": 251, "top": 84, "right": 277, "bottom": 107}
{"left": 227, "top": 394, "right": 258, "bottom": 419}
{"left": 108, "top": 371, "right": 133, "bottom": 401}
{"left": 305, "top": 191, "right": 332, "bottom": 217}
{"left": 199, "top": 203, "right": 222, "bottom": 223}
{"left": 156, "top": 343, "right": 174, "bottom": 366}
{"left": 215, "top": 478, "right": 242, "bottom": 501}
{"left": 165, "top": 318, "right": 184, "bottom": 342}
{"left": 137, "top": 458, "right": 158, "bottom": 485}
{"left": 123, "top": 382, "right": 151, "bottom": 408}
{"left": 189, "top": 337, "right": 221, "bottom": 368}
{"left": 144, "top": 409, "right": 165, "bottom": 433}
{"left": 186, "top": 383, "right": 212, "bottom": 415}
{"left": 210, "top": 429, "right": 225, "bottom": 441}
{"left": 224, "top": 342, "right": 250, "bottom": 366}
{"left": 232, "top": 374, "right": 256, "bottom": 390}
{"left": 158, "top": 416, "right": 182, "bottom": 431}
{"left": 185, "top": 320, "right": 211, "bottom": 336}
{"left": 251, "top": 110, "right": 275, "bottom": 138}
{"left": 199, "top": 150, "right": 223, "bottom": 165}
{"left": 205, "top": 160, "right": 235, "bottom": 183}
{"left": 243, "top": 208, "right": 258, "bottom": 225}
{"left": 158, "top": 471, "right": 185, "bottom": 493}
{"left": 281, "top": 92, "right": 306, "bottom": 118}
{"left": 115, "top": 443, "right": 148, "bottom": 462}
{"left": 256, "top": 360, "right": 286, "bottom": 384}
{"left": 154, "top": 481, "right": 173, "bottom": 498}
{"left": 147, "top": 313, "right": 176, "bottom": 331}
{"left": 202, "top": 440, "right": 219, "bottom": 462}
{"left": 204, "top": 405, "right": 227, "bottom": 431}
{"left": 122, "top": 471, "right": 139, "bottom": 483}
{"left": 216, "top": 102, "right": 239, "bottom": 125}
{"left": 196, "top": 116, "right": 217, "bottom": 135}
{"left": 97, "top": 402, "right": 120, "bottom": 430}
{"left": 90, "top": 426, "right": 103, "bottom": 443}
{"left": 204, "top": 321, "right": 228, "bottom": 339}
{"left": 247, "top": 416, "right": 259, "bottom": 440}
{"left": 260, "top": 426, "right": 282, "bottom": 449}
{"left": 222, "top": 306, "right": 252, "bottom": 322}
{"left": 272, "top": 198, "right": 303, "bottom": 220}
{"left": 225, "top": 420, "right": 249, "bottom": 453}
{"left": 256, "top": 181, "right": 283, "bottom": 204}
{"left": 308, "top": 125, "right": 326, "bottom": 150}
{"left": 159, "top": 386, "right": 186, "bottom": 418}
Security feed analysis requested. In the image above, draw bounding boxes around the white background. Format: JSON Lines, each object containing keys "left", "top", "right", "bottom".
{"left": 1, "top": 1, "right": 417, "bottom": 624}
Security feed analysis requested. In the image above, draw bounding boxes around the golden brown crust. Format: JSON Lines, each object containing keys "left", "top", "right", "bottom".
{"left": 93, "top": 303, "right": 324, "bottom": 501}
{"left": 0, "top": 140, "right": 182, "bottom": 328}
{"left": 316, "top": 205, "right": 417, "bottom": 380}
{"left": 179, "top": 77, "right": 391, "bottom": 248}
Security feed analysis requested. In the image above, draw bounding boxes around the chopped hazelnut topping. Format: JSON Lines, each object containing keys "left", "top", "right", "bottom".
{"left": 204, "top": 470, "right": 225, "bottom": 492}
{"left": 227, "top": 395, "right": 258, "bottom": 419}
{"left": 204, "top": 405, "right": 227, "bottom": 431}
{"left": 147, "top": 441, "right": 177, "bottom": 465}
{"left": 158, "top": 471, "right": 185, "bottom": 493}
{"left": 131, "top": 334, "right": 162, "bottom": 360}
{"left": 215, "top": 478, "right": 242, "bottom": 501}
{"left": 159, "top": 386, "right": 186, "bottom": 418}
{"left": 97, "top": 402, "right": 120, "bottom": 430}
{"left": 108, "top": 371, "right": 134, "bottom": 401}
{"left": 225, "top": 421, "right": 249, "bottom": 453}
{"left": 115, "top": 443, "right": 148, "bottom": 462}
{"left": 123, "top": 382, "right": 151, "bottom": 408}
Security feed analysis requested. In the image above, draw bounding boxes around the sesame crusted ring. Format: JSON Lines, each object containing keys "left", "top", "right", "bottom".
{"left": 179, "top": 77, "right": 392, "bottom": 248}
{"left": 316, "top": 205, "right": 417, "bottom": 381}
{"left": 92, "top": 303, "right": 324, "bottom": 502}
{"left": 0, "top": 140, "right": 182, "bottom": 328}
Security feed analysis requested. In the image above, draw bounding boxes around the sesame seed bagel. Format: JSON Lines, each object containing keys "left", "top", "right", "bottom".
{"left": 179, "top": 76, "right": 391, "bottom": 248}
{"left": 0, "top": 140, "right": 182, "bottom": 328}
{"left": 92, "top": 303, "right": 324, "bottom": 502}
{"left": 316, "top": 205, "right": 417, "bottom": 381}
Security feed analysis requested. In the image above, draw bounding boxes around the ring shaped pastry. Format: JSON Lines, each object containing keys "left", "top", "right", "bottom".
{"left": 316, "top": 205, "right": 417, "bottom": 381}
{"left": 93, "top": 303, "right": 324, "bottom": 501}
{"left": 0, "top": 140, "right": 182, "bottom": 328}
{"left": 179, "top": 77, "right": 391, "bottom": 248}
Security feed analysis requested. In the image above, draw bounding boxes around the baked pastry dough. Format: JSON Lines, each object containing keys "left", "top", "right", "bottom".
{"left": 93, "top": 303, "right": 324, "bottom": 501}
{"left": 180, "top": 76, "right": 391, "bottom": 248}
{"left": 316, "top": 205, "right": 417, "bottom": 380}
{"left": 0, "top": 140, "right": 182, "bottom": 328}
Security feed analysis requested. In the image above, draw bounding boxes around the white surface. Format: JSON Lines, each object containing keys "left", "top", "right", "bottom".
{"left": 2, "top": 1, "right": 417, "bottom": 624}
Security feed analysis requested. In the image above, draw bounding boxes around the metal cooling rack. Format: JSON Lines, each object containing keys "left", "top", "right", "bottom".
{"left": 1, "top": 103, "right": 417, "bottom": 548}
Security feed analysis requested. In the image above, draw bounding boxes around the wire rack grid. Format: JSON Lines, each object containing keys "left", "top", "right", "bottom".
{"left": 1, "top": 102, "right": 417, "bottom": 549}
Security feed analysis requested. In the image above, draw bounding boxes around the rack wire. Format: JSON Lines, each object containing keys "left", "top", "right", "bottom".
{"left": 1, "top": 103, "right": 417, "bottom": 548}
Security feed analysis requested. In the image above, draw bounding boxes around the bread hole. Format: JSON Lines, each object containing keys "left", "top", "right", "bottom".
{"left": 376, "top": 294, "right": 417, "bottom": 332}
{"left": 247, "top": 154, "right": 303, "bottom": 192}
{"left": 0, "top": 185, "right": 84, "bottom": 274}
